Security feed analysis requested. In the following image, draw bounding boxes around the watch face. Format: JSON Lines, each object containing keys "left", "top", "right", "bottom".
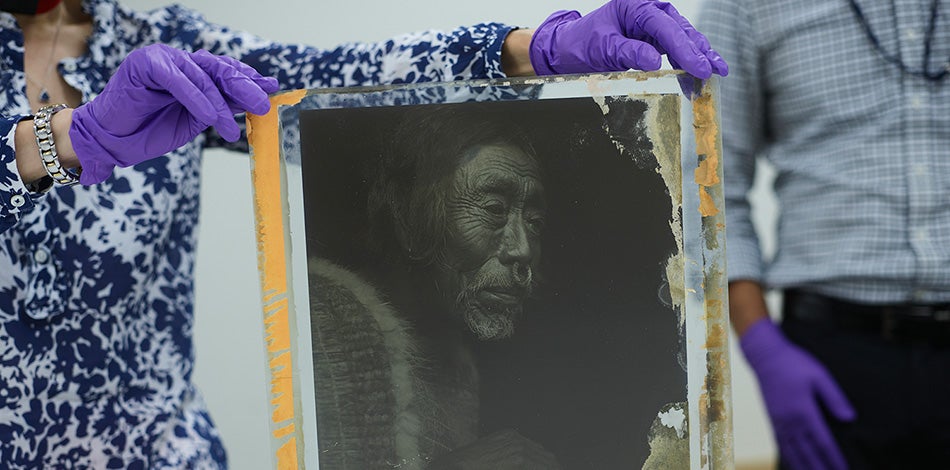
{"left": 0, "top": 0, "right": 61, "bottom": 15}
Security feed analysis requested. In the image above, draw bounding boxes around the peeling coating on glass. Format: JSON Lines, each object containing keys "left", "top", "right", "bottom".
{"left": 596, "top": 89, "right": 686, "bottom": 323}
{"left": 643, "top": 402, "right": 690, "bottom": 470}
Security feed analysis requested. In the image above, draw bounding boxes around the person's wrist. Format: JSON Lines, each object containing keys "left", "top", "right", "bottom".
{"left": 501, "top": 28, "right": 536, "bottom": 77}
{"left": 728, "top": 280, "right": 770, "bottom": 335}
{"left": 31, "top": 104, "right": 81, "bottom": 187}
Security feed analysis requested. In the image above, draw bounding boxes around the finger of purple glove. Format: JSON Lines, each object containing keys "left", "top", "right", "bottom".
{"left": 806, "top": 428, "right": 849, "bottom": 470}
{"left": 663, "top": 8, "right": 726, "bottom": 75}
{"left": 192, "top": 50, "right": 275, "bottom": 117}
{"left": 782, "top": 439, "right": 811, "bottom": 470}
{"left": 810, "top": 419, "right": 850, "bottom": 470}
{"left": 211, "top": 53, "right": 280, "bottom": 95}
{"left": 134, "top": 45, "right": 220, "bottom": 127}
{"left": 655, "top": 1, "right": 710, "bottom": 50}
{"left": 705, "top": 50, "right": 728, "bottom": 76}
{"left": 667, "top": 57, "right": 702, "bottom": 97}
{"left": 768, "top": 378, "right": 850, "bottom": 470}
{"left": 653, "top": 1, "right": 728, "bottom": 76}
{"left": 187, "top": 52, "right": 259, "bottom": 141}
{"left": 611, "top": 38, "right": 661, "bottom": 71}
{"left": 168, "top": 50, "right": 243, "bottom": 142}
{"left": 157, "top": 47, "right": 247, "bottom": 141}
{"left": 809, "top": 370, "right": 854, "bottom": 470}
{"left": 628, "top": 1, "right": 711, "bottom": 78}
{"left": 814, "top": 367, "right": 857, "bottom": 422}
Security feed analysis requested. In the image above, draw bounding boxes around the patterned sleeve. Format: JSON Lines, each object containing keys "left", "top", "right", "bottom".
{"left": 148, "top": 5, "right": 514, "bottom": 151}
{"left": 698, "top": 0, "right": 768, "bottom": 282}
{"left": 217, "top": 26, "right": 513, "bottom": 89}
{"left": 0, "top": 115, "right": 42, "bottom": 234}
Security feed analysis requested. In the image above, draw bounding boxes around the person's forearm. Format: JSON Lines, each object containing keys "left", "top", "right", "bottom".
{"left": 729, "top": 279, "right": 770, "bottom": 336}
{"left": 501, "top": 28, "right": 536, "bottom": 77}
{"left": 15, "top": 108, "right": 79, "bottom": 186}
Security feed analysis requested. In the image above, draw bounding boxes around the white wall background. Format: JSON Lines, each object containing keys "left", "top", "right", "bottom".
{"left": 118, "top": 1, "right": 779, "bottom": 468}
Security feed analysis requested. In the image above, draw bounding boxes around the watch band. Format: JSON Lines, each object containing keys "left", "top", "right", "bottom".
{"left": 33, "top": 103, "right": 81, "bottom": 187}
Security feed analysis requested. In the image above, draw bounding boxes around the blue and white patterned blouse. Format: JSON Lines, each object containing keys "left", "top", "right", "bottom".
{"left": 0, "top": 1, "right": 512, "bottom": 467}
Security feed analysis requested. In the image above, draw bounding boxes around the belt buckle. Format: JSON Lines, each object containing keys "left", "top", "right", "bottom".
{"left": 883, "top": 305, "right": 950, "bottom": 343}
{"left": 934, "top": 308, "right": 950, "bottom": 322}
{"left": 907, "top": 305, "right": 950, "bottom": 322}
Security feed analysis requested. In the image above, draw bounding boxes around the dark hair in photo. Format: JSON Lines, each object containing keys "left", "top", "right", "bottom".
{"left": 366, "top": 102, "right": 539, "bottom": 267}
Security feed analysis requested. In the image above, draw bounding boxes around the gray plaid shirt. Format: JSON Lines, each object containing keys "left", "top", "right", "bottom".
{"left": 700, "top": 0, "right": 950, "bottom": 303}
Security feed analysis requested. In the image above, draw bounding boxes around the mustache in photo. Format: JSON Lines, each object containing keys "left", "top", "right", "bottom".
{"left": 455, "top": 262, "right": 536, "bottom": 308}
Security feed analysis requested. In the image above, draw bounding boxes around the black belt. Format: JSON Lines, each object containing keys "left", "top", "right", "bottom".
{"left": 783, "top": 289, "right": 950, "bottom": 344}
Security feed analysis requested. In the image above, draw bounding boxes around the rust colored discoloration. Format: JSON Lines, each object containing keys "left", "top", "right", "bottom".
{"left": 692, "top": 79, "right": 734, "bottom": 469}
{"left": 699, "top": 186, "right": 720, "bottom": 217}
{"left": 694, "top": 155, "right": 721, "bottom": 187}
{"left": 702, "top": 302, "right": 727, "bottom": 349}
{"left": 247, "top": 89, "right": 307, "bottom": 470}
{"left": 693, "top": 92, "right": 721, "bottom": 218}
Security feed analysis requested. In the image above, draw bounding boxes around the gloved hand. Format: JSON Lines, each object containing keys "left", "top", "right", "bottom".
{"left": 530, "top": 0, "right": 728, "bottom": 79}
{"left": 69, "top": 44, "right": 279, "bottom": 185}
{"left": 741, "top": 318, "right": 856, "bottom": 470}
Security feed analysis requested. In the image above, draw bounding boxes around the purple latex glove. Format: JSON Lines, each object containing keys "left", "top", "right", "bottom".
{"left": 530, "top": 0, "right": 728, "bottom": 79}
{"left": 69, "top": 44, "right": 279, "bottom": 185}
{"left": 741, "top": 318, "right": 856, "bottom": 470}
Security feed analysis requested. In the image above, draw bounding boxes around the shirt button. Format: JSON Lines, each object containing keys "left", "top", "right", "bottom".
{"left": 10, "top": 194, "right": 26, "bottom": 207}
{"left": 912, "top": 228, "right": 929, "bottom": 242}
{"left": 33, "top": 249, "right": 50, "bottom": 264}
{"left": 903, "top": 28, "right": 919, "bottom": 40}
{"left": 62, "top": 62, "right": 77, "bottom": 73}
{"left": 912, "top": 163, "right": 928, "bottom": 176}
{"left": 909, "top": 94, "right": 925, "bottom": 110}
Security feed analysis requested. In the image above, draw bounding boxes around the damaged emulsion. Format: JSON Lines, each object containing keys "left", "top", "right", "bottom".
{"left": 593, "top": 80, "right": 694, "bottom": 469}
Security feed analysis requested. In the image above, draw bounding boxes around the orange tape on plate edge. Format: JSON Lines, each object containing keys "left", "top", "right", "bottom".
{"left": 246, "top": 89, "right": 307, "bottom": 470}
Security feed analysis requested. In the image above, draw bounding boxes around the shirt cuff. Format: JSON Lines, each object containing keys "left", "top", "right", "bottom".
{"left": 0, "top": 115, "right": 44, "bottom": 219}
{"left": 726, "top": 232, "right": 764, "bottom": 282}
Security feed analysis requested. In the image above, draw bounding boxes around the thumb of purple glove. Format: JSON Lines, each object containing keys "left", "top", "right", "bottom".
{"left": 529, "top": 0, "right": 728, "bottom": 78}
{"left": 741, "top": 318, "right": 856, "bottom": 470}
{"left": 69, "top": 44, "right": 279, "bottom": 185}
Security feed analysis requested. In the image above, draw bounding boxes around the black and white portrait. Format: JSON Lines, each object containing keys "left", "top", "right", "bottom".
{"left": 299, "top": 96, "right": 685, "bottom": 469}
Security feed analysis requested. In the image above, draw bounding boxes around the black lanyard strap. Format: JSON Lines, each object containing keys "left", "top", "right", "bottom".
{"left": 846, "top": 0, "right": 948, "bottom": 82}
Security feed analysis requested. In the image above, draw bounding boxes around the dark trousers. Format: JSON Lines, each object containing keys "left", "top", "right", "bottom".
{"left": 779, "top": 290, "right": 950, "bottom": 470}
